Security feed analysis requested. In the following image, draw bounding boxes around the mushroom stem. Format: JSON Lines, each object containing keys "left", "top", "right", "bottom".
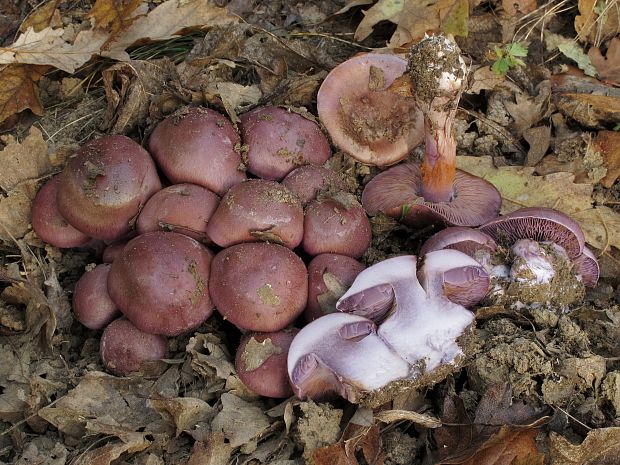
{"left": 410, "top": 35, "right": 465, "bottom": 203}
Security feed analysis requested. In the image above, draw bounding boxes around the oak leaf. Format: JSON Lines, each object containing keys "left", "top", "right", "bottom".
{"left": 89, "top": 0, "right": 147, "bottom": 37}
{"left": 0, "top": 64, "right": 45, "bottom": 125}
{"left": 588, "top": 37, "right": 620, "bottom": 86}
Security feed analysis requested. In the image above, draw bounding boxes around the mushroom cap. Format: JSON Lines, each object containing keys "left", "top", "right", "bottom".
{"left": 205, "top": 179, "right": 304, "bottom": 249}
{"left": 73, "top": 263, "right": 120, "bottom": 330}
{"left": 235, "top": 329, "right": 298, "bottom": 398}
{"left": 209, "top": 243, "right": 308, "bottom": 332}
{"left": 57, "top": 135, "right": 162, "bottom": 241}
{"left": 31, "top": 175, "right": 91, "bottom": 248}
{"left": 361, "top": 163, "right": 501, "bottom": 228}
{"left": 479, "top": 207, "right": 585, "bottom": 259}
{"left": 136, "top": 183, "right": 219, "bottom": 243}
{"left": 572, "top": 246, "right": 599, "bottom": 288}
{"left": 317, "top": 53, "right": 424, "bottom": 166}
{"left": 107, "top": 231, "right": 214, "bottom": 336}
{"left": 282, "top": 165, "right": 345, "bottom": 205}
{"left": 239, "top": 106, "right": 331, "bottom": 180}
{"left": 419, "top": 227, "right": 497, "bottom": 258}
{"left": 148, "top": 107, "right": 245, "bottom": 196}
{"left": 305, "top": 253, "right": 365, "bottom": 322}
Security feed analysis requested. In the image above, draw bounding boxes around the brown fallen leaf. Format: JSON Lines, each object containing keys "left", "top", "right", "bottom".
{"left": 89, "top": 0, "right": 147, "bottom": 38}
{"left": 0, "top": 64, "right": 45, "bottom": 125}
{"left": 504, "top": 82, "right": 551, "bottom": 137}
{"left": 72, "top": 433, "right": 150, "bottom": 465}
{"left": 523, "top": 125, "right": 551, "bottom": 167}
{"left": 593, "top": 130, "right": 620, "bottom": 188}
{"left": 554, "top": 93, "right": 620, "bottom": 128}
{"left": 467, "top": 66, "right": 506, "bottom": 95}
{"left": 19, "top": 0, "right": 63, "bottom": 33}
{"left": 501, "top": 0, "right": 536, "bottom": 16}
{"left": 354, "top": 0, "right": 469, "bottom": 48}
{"left": 150, "top": 397, "right": 214, "bottom": 437}
{"left": 575, "top": 0, "right": 620, "bottom": 46}
{"left": 588, "top": 37, "right": 620, "bottom": 87}
{"left": 210, "top": 393, "right": 271, "bottom": 449}
{"left": 186, "top": 433, "right": 235, "bottom": 465}
{"left": 549, "top": 428, "right": 620, "bottom": 465}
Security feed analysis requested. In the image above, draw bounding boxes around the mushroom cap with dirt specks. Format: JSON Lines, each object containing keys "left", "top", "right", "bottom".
{"left": 479, "top": 207, "right": 585, "bottom": 259}
{"left": 282, "top": 165, "right": 345, "bottom": 205}
{"left": 317, "top": 53, "right": 424, "bottom": 166}
{"left": 361, "top": 164, "right": 501, "bottom": 228}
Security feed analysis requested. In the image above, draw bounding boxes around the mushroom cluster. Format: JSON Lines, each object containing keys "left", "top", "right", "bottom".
{"left": 31, "top": 104, "right": 372, "bottom": 389}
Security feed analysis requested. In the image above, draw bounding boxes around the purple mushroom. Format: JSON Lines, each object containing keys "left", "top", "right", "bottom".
{"left": 360, "top": 36, "right": 501, "bottom": 228}
{"left": 289, "top": 252, "right": 482, "bottom": 405}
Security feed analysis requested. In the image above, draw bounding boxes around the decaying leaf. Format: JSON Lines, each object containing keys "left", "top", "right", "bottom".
{"left": 186, "top": 433, "right": 235, "bottom": 465}
{"left": 504, "top": 83, "right": 550, "bottom": 136}
{"left": 523, "top": 125, "right": 551, "bottom": 167}
{"left": 354, "top": 0, "right": 469, "bottom": 48}
{"left": 19, "top": 0, "right": 63, "bottom": 33}
{"left": 545, "top": 31, "right": 598, "bottom": 77}
{"left": 210, "top": 393, "right": 271, "bottom": 449}
{"left": 467, "top": 66, "right": 506, "bottom": 95}
{"left": 593, "top": 130, "right": 620, "bottom": 188}
{"left": 575, "top": 0, "right": 620, "bottom": 46}
{"left": 502, "top": 0, "right": 537, "bottom": 16}
{"left": 0, "top": 64, "right": 45, "bottom": 125}
{"left": 549, "top": 428, "right": 620, "bottom": 465}
{"left": 457, "top": 155, "right": 620, "bottom": 252}
{"left": 89, "top": 0, "right": 147, "bottom": 37}
{"left": 150, "top": 397, "right": 214, "bottom": 437}
{"left": 588, "top": 36, "right": 620, "bottom": 86}
{"left": 554, "top": 92, "right": 620, "bottom": 127}
{"left": 186, "top": 332, "right": 236, "bottom": 395}
{"left": 72, "top": 433, "right": 150, "bottom": 465}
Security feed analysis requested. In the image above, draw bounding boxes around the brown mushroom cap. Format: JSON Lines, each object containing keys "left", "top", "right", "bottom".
{"left": 107, "top": 231, "right": 214, "bottom": 336}
{"left": 136, "top": 183, "right": 219, "bottom": 243}
{"left": 57, "top": 135, "right": 161, "bottom": 241}
{"left": 31, "top": 175, "right": 91, "bottom": 248}
{"left": 479, "top": 207, "right": 585, "bottom": 259}
{"left": 317, "top": 53, "right": 424, "bottom": 166}
{"left": 361, "top": 163, "right": 501, "bottom": 228}
{"left": 148, "top": 107, "right": 245, "bottom": 196}
{"left": 73, "top": 264, "right": 120, "bottom": 330}
{"left": 209, "top": 243, "right": 308, "bottom": 332}
{"left": 235, "top": 329, "right": 298, "bottom": 398}
{"left": 205, "top": 179, "right": 304, "bottom": 249}
{"left": 239, "top": 106, "right": 331, "bottom": 180}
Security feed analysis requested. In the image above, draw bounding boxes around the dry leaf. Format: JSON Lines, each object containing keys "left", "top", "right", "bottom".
{"left": 523, "top": 125, "right": 551, "bottom": 167}
{"left": 19, "top": 0, "right": 63, "bottom": 33}
{"left": 502, "top": 0, "right": 536, "bottom": 16}
{"left": 0, "top": 64, "right": 45, "bottom": 125}
{"left": 467, "top": 66, "right": 506, "bottom": 95}
{"left": 554, "top": 93, "right": 620, "bottom": 128}
{"left": 457, "top": 156, "right": 620, "bottom": 252}
{"left": 593, "top": 130, "right": 620, "bottom": 188}
{"left": 588, "top": 37, "right": 620, "bottom": 86}
{"left": 150, "top": 397, "right": 213, "bottom": 437}
{"left": 187, "top": 434, "right": 235, "bottom": 465}
{"left": 575, "top": 0, "right": 620, "bottom": 46}
{"left": 72, "top": 434, "right": 150, "bottom": 465}
{"left": 461, "top": 426, "right": 544, "bottom": 465}
{"left": 210, "top": 393, "right": 271, "bottom": 448}
{"left": 504, "top": 86, "right": 549, "bottom": 136}
{"left": 549, "top": 428, "right": 620, "bottom": 465}
{"left": 89, "top": 0, "right": 147, "bottom": 37}
{"left": 355, "top": 0, "right": 469, "bottom": 48}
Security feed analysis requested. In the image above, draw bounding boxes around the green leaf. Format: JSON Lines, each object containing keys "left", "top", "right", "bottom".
{"left": 508, "top": 42, "right": 528, "bottom": 57}
{"left": 491, "top": 58, "right": 510, "bottom": 75}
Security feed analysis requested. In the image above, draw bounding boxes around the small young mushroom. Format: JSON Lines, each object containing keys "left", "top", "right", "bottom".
{"left": 57, "top": 135, "right": 162, "bottom": 241}
{"left": 148, "top": 107, "right": 246, "bottom": 196}
{"left": 239, "top": 106, "right": 331, "bottom": 180}
{"left": 31, "top": 175, "right": 90, "bottom": 248}
{"left": 361, "top": 36, "right": 501, "bottom": 228}
{"left": 235, "top": 329, "right": 299, "bottom": 398}
{"left": 205, "top": 179, "right": 303, "bottom": 249}
{"left": 317, "top": 53, "right": 424, "bottom": 166}
{"left": 100, "top": 318, "right": 168, "bottom": 376}
{"left": 136, "top": 183, "right": 219, "bottom": 243}
{"left": 73, "top": 263, "right": 120, "bottom": 330}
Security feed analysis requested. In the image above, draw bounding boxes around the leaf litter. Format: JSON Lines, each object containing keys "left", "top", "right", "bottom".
{"left": 1, "top": 0, "right": 620, "bottom": 464}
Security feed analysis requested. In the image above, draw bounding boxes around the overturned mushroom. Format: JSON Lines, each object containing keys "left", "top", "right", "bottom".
{"left": 289, "top": 252, "right": 483, "bottom": 405}
{"left": 361, "top": 36, "right": 501, "bottom": 228}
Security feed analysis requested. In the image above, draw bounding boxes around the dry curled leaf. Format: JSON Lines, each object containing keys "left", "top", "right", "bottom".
{"left": 554, "top": 92, "right": 620, "bottom": 127}
{"left": 549, "top": 428, "right": 620, "bottom": 465}
{"left": 588, "top": 37, "right": 620, "bottom": 86}
{"left": 593, "top": 130, "right": 620, "bottom": 188}
{"left": 72, "top": 434, "right": 150, "bottom": 465}
{"left": 0, "top": 64, "right": 45, "bottom": 125}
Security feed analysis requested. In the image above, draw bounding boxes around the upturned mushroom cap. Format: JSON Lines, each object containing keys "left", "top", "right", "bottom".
{"left": 317, "top": 53, "right": 424, "bottom": 166}
{"left": 148, "top": 107, "right": 245, "bottom": 196}
{"left": 479, "top": 207, "right": 585, "bottom": 259}
{"left": 107, "top": 231, "right": 214, "bottom": 336}
{"left": 361, "top": 163, "right": 501, "bottom": 228}
{"left": 57, "top": 135, "right": 162, "bottom": 241}
{"left": 239, "top": 106, "right": 331, "bottom": 180}
{"left": 571, "top": 246, "right": 599, "bottom": 288}
{"left": 419, "top": 227, "right": 497, "bottom": 257}
{"left": 31, "top": 175, "right": 91, "bottom": 248}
